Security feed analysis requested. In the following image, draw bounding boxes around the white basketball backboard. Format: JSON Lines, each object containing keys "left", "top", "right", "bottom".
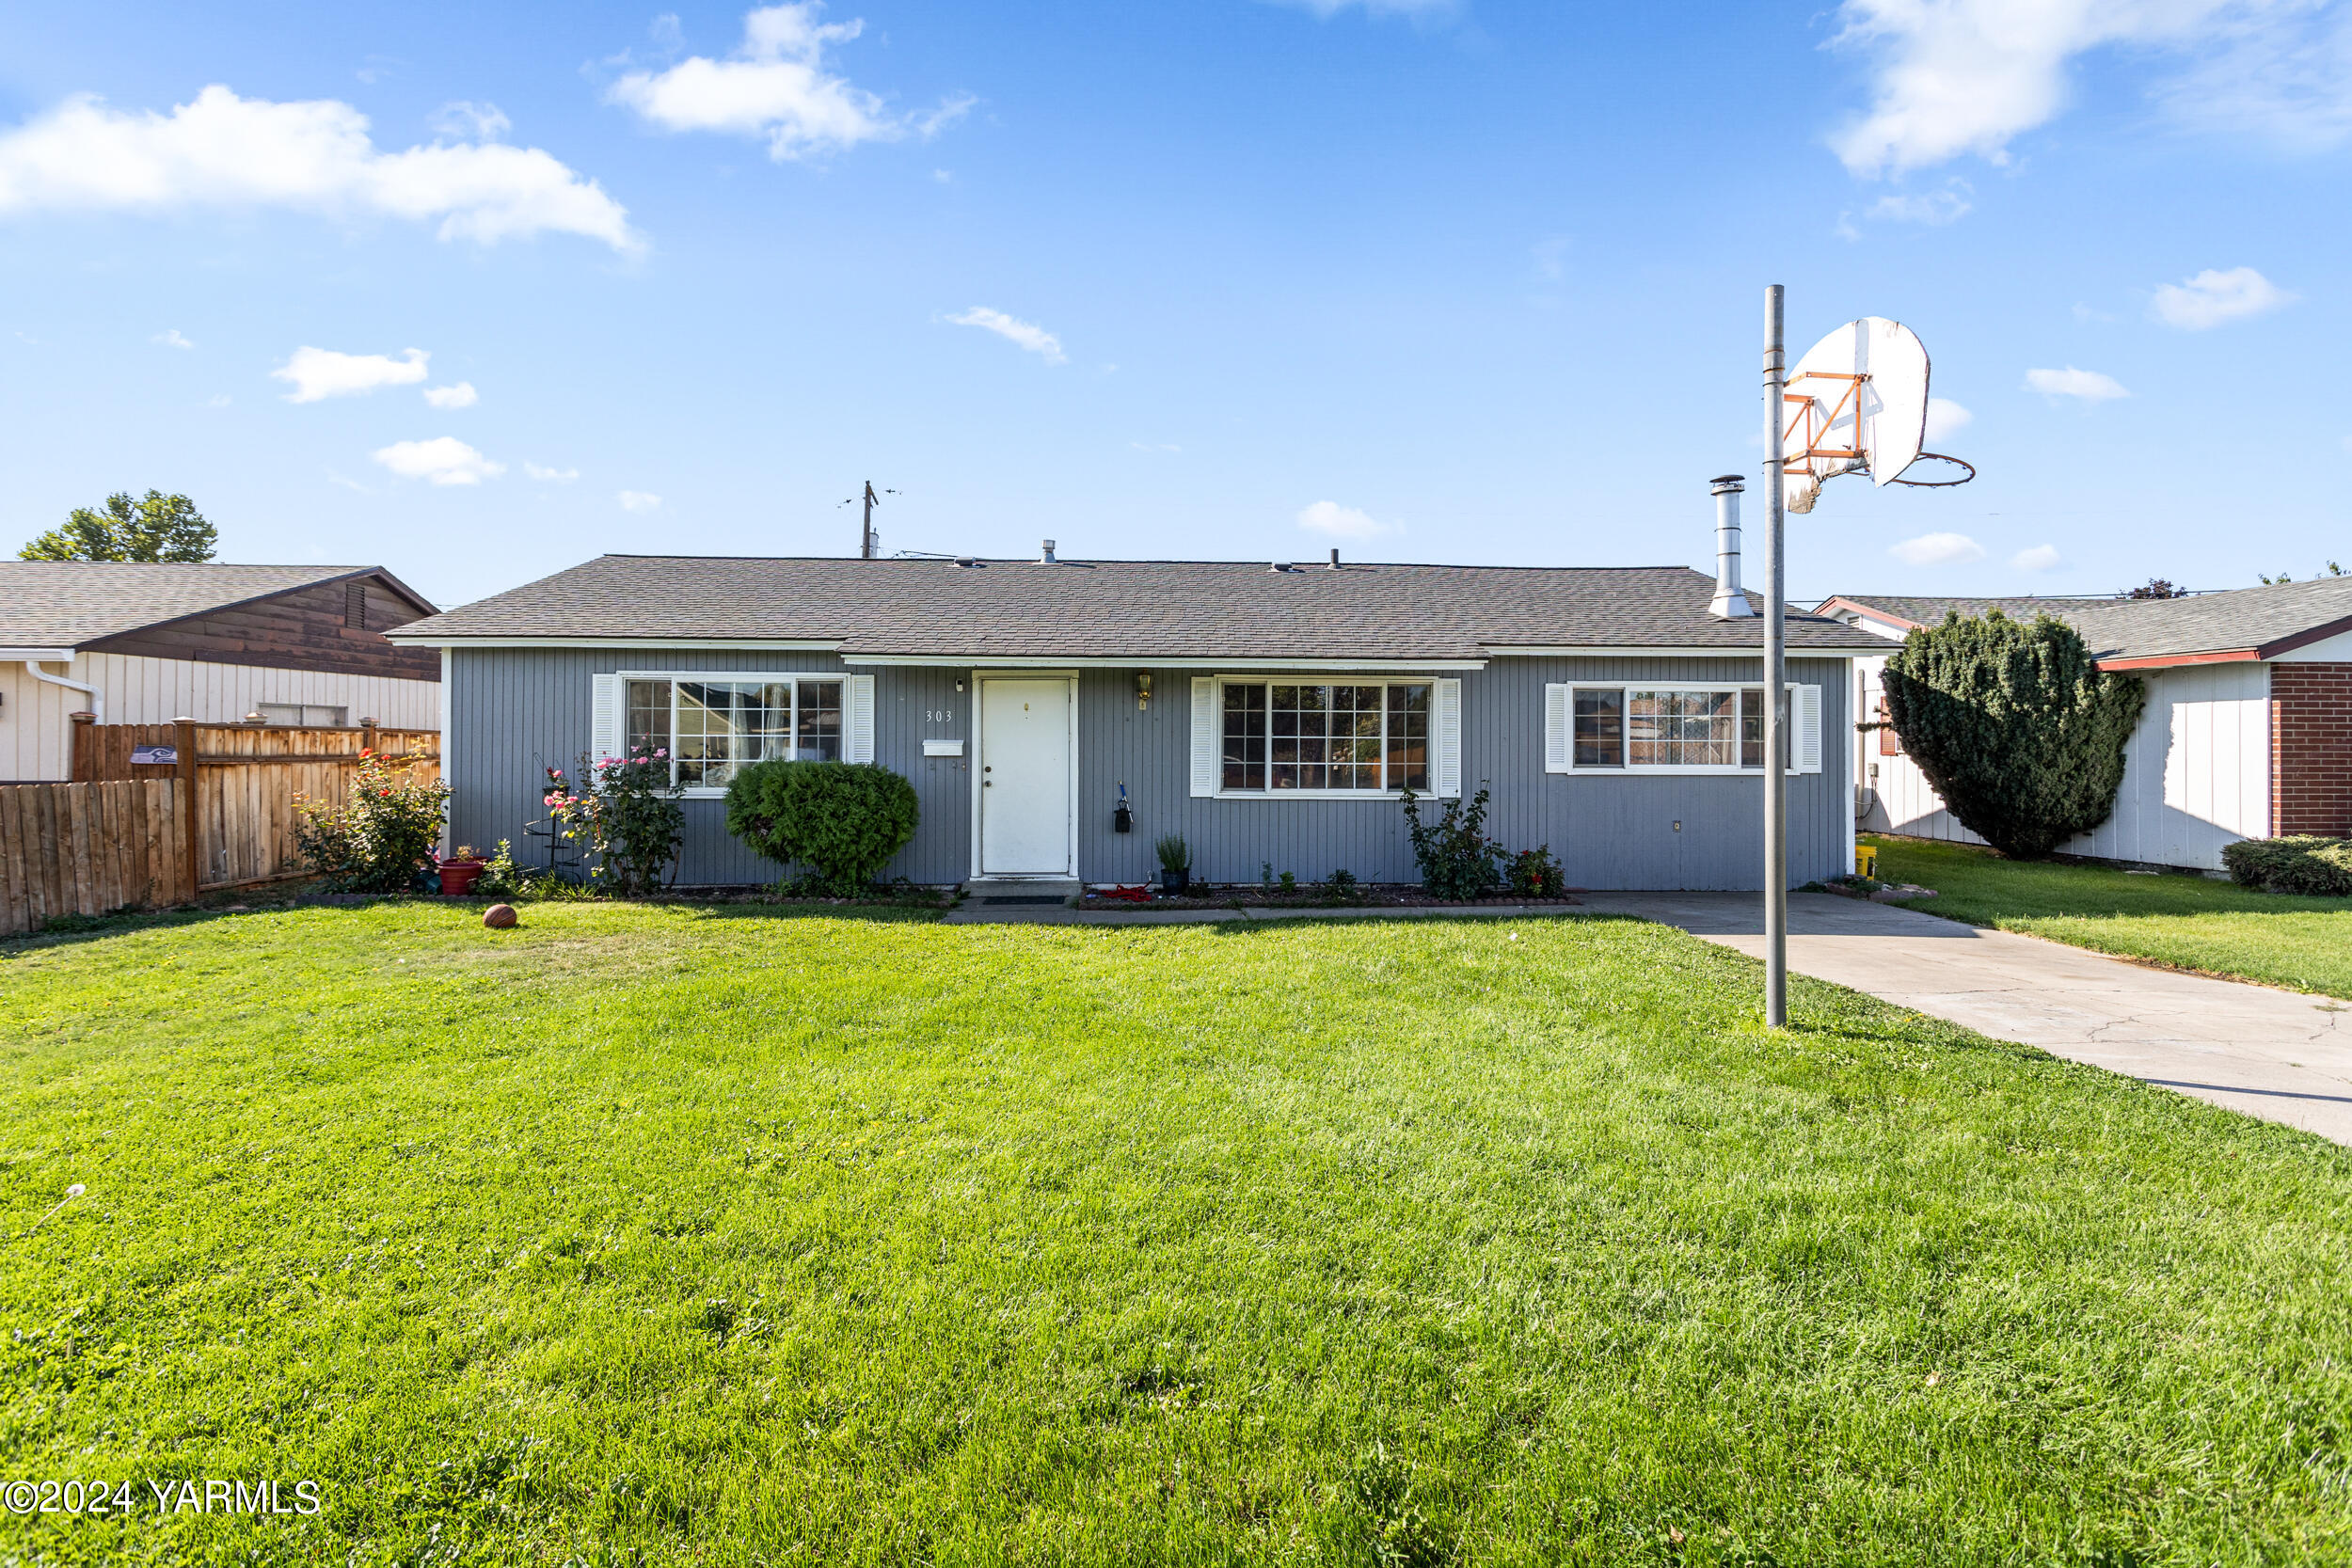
{"left": 1781, "top": 317, "right": 1930, "bottom": 515}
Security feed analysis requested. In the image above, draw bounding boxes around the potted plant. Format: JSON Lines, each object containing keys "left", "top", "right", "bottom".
{"left": 1154, "top": 833, "right": 1191, "bottom": 895}
{"left": 438, "top": 844, "right": 487, "bottom": 896}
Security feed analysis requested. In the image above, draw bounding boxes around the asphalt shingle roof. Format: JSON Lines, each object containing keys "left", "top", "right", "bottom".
{"left": 1820, "top": 594, "right": 2118, "bottom": 627}
{"left": 1825, "top": 579, "right": 2352, "bottom": 663}
{"left": 0, "top": 562, "right": 399, "bottom": 647}
{"left": 389, "top": 555, "right": 1889, "bottom": 659}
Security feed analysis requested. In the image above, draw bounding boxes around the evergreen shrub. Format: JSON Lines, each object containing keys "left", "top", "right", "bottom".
{"left": 1882, "top": 610, "right": 2145, "bottom": 859}
{"left": 2221, "top": 836, "right": 2352, "bottom": 896}
{"left": 724, "top": 761, "right": 920, "bottom": 895}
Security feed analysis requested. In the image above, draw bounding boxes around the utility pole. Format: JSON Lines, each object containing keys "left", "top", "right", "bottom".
{"left": 1761, "top": 284, "right": 1788, "bottom": 1028}
{"left": 845, "top": 481, "right": 898, "bottom": 559}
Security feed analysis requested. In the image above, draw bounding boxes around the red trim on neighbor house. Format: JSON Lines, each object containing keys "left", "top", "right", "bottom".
{"left": 2271, "top": 663, "right": 2352, "bottom": 837}
{"left": 2094, "top": 648, "right": 2264, "bottom": 671}
{"left": 2254, "top": 610, "right": 2352, "bottom": 661}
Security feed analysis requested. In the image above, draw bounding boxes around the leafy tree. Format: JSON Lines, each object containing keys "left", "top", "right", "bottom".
{"left": 724, "top": 760, "right": 919, "bottom": 895}
{"left": 2126, "top": 578, "right": 2188, "bottom": 599}
{"left": 20, "top": 490, "right": 216, "bottom": 562}
{"left": 1882, "top": 610, "right": 2146, "bottom": 859}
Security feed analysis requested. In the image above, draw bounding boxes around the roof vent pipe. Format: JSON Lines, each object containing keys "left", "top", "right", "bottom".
{"left": 1040, "top": 539, "right": 1057, "bottom": 564}
{"left": 1327, "top": 547, "right": 1340, "bottom": 568}
{"left": 1708, "top": 474, "right": 1756, "bottom": 619}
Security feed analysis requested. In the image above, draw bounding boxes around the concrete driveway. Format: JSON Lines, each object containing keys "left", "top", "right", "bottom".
{"left": 1580, "top": 891, "right": 2352, "bottom": 1147}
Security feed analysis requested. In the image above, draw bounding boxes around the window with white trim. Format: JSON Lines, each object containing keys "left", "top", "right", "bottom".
{"left": 1572, "top": 686, "right": 1768, "bottom": 770}
{"left": 1219, "top": 680, "right": 1430, "bottom": 793}
{"left": 623, "top": 676, "right": 843, "bottom": 789}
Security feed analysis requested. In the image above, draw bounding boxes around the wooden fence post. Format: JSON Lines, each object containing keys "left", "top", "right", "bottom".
{"left": 173, "top": 716, "right": 199, "bottom": 897}
{"left": 360, "top": 718, "right": 378, "bottom": 756}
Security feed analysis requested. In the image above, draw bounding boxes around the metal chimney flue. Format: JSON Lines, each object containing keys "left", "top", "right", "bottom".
{"left": 1708, "top": 474, "right": 1755, "bottom": 618}
{"left": 1039, "top": 538, "right": 1057, "bottom": 563}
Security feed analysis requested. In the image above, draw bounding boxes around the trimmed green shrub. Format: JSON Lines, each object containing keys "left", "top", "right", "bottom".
{"left": 724, "top": 761, "right": 919, "bottom": 895}
{"left": 1882, "top": 610, "right": 2146, "bottom": 859}
{"left": 2221, "top": 836, "right": 2352, "bottom": 896}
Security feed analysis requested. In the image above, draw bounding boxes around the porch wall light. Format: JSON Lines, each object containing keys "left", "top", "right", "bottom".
{"left": 1136, "top": 673, "right": 1152, "bottom": 711}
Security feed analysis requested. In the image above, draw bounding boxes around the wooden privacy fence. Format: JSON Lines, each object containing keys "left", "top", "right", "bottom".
{"left": 0, "top": 721, "right": 439, "bottom": 934}
{"left": 0, "top": 781, "right": 193, "bottom": 936}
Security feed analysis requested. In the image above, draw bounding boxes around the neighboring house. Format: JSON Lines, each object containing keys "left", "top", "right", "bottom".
{"left": 1820, "top": 579, "right": 2352, "bottom": 868}
{"left": 0, "top": 562, "right": 441, "bottom": 782}
{"left": 388, "top": 549, "right": 1886, "bottom": 890}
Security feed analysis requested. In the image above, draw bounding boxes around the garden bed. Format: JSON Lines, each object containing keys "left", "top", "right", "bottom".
{"left": 1082, "top": 882, "right": 1582, "bottom": 911}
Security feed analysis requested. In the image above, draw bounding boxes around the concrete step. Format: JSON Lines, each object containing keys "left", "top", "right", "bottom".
{"left": 961, "top": 879, "right": 1082, "bottom": 908}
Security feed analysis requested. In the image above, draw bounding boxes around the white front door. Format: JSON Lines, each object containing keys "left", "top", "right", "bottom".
{"left": 979, "top": 677, "right": 1073, "bottom": 876}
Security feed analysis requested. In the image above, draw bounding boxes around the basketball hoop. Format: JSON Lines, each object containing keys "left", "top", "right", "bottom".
{"left": 1889, "top": 452, "right": 1976, "bottom": 487}
{"left": 1779, "top": 317, "right": 1968, "bottom": 514}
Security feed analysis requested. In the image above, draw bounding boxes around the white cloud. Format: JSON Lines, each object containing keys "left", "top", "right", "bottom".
{"left": 273, "top": 345, "right": 429, "bottom": 403}
{"left": 205, "top": 392, "right": 231, "bottom": 407}
{"left": 422, "top": 381, "right": 478, "bottom": 409}
{"left": 2025, "top": 365, "right": 2130, "bottom": 403}
{"left": 617, "top": 490, "right": 662, "bottom": 512}
{"left": 524, "top": 461, "right": 578, "bottom": 482}
{"left": 1924, "top": 397, "right": 1973, "bottom": 441}
{"left": 946, "top": 306, "right": 1065, "bottom": 364}
{"left": 2150, "top": 265, "right": 2296, "bottom": 328}
{"left": 1296, "top": 500, "right": 1401, "bottom": 539}
{"left": 609, "top": 4, "right": 970, "bottom": 160}
{"left": 372, "top": 436, "right": 503, "bottom": 485}
{"left": 2012, "top": 544, "right": 2063, "bottom": 571}
{"left": 1867, "top": 182, "right": 1971, "bottom": 224}
{"left": 0, "top": 85, "right": 640, "bottom": 251}
{"left": 429, "top": 101, "right": 510, "bottom": 141}
{"left": 1889, "top": 531, "right": 1986, "bottom": 566}
{"left": 1829, "top": 0, "right": 2352, "bottom": 176}
{"left": 151, "top": 327, "right": 193, "bottom": 349}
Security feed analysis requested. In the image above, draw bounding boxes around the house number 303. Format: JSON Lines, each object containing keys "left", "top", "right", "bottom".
{"left": 924, "top": 709, "right": 953, "bottom": 723}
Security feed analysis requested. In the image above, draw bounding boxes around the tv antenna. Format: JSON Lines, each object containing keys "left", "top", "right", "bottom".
{"left": 1756, "top": 293, "right": 1973, "bottom": 1030}
{"left": 840, "top": 482, "right": 898, "bottom": 559}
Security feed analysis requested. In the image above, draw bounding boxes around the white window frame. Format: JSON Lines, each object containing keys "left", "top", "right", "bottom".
{"left": 1560, "top": 683, "right": 1817, "bottom": 775}
{"left": 1207, "top": 674, "right": 1441, "bottom": 800}
{"left": 614, "top": 671, "right": 851, "bottom": 797}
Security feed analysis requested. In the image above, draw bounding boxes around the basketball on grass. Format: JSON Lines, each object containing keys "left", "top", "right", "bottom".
{"left": 484, "top": 904, "right": 517, "bottom": 929}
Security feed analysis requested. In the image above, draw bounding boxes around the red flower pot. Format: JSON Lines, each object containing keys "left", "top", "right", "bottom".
{"left": 438, "top": 860, "right": 486, "bottom": 895}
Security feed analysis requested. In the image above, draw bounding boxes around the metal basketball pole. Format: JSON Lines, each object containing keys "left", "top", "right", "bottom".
{"left": 1761, "top": 285, "right": 1788, "bottom": 1028}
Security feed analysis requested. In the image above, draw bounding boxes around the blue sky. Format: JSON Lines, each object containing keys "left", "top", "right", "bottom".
{"left": 1, "top": 0, "right": 2344, "bottom": 610}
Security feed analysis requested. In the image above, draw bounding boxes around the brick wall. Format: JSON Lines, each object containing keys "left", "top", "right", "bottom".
{"left": 2272, "top": 663, "right": 2352, "bottom": 836}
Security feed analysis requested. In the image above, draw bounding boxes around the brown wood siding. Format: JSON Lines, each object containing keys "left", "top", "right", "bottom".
{"left": 81, "top": 574, "right": 440, "bottom": 682}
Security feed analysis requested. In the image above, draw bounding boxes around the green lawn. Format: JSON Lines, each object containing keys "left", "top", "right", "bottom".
{"left": 6, "top": 904, "right": 2352, "bottom": 1565}
{"left": 1867, "top": 834, "right": 2352, "bottom": 999}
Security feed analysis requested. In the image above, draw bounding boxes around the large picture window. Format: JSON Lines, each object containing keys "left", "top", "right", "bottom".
{"left": 1573, "top": 686, "right": 1767, "bottom": 771}
{"left": 623, "top": 676, "right": 843, "bottom": 789}
{"left": 1221, "top": 680, "right": 1429, "bottom": 793}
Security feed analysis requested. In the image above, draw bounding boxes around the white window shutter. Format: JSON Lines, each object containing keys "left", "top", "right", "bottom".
{"left": 847, "top": 674, "right": 877, "bottom": 763}
{"left": 1190, "top": 677, "right": 1218, "bottom": 797}
{"left": 1434, "top": 678, "right": 1463, "bottom": 797}
{"left": 1543, "top": 683, "right": 1570, "bottom": 773}
{"left": 591, "top": 673, "right": 622, "bottom": 763}
{"left": 1790, "top": 683, "right": 1823, "bottom": 774}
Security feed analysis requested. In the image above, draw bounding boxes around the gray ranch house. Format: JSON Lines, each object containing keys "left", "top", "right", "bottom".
{"left": 389, "top": 548, "right": 1883, "bottom": 891}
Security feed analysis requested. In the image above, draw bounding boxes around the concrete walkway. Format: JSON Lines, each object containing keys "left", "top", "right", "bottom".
{"left": 1581, "top": 891, "right": 2352, "bottom": 1147}
{"left": 942, "top": 900, "right": 1588, "bottom": 927}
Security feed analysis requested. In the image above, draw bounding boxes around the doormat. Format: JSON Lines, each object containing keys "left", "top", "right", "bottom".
{"left": 971, "top": 895, "right": 1069, "bottom": 907}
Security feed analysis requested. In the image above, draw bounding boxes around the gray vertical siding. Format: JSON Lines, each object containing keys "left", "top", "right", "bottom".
{"left": 448, "top": 649, "right": 971, "bottom": 886}
{"left": 1079, "top": 657, "right": 1850, "bottom": 890}
{"left": 453, "top": 648, "right": 1850, "bottom": 891}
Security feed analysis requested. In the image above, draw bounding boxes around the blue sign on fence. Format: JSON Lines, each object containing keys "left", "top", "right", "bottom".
{"left": 130, "top": 746, "right": 178, "bottom": 767}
